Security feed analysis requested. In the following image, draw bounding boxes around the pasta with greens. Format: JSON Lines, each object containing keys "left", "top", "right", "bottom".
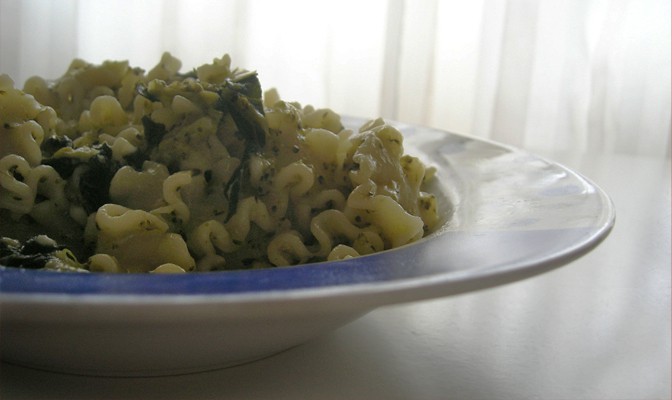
{"left": 0, "top": 53, "right": 439, "bottom": 273}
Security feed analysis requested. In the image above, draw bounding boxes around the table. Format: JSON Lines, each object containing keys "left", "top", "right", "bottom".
{"left": 1, "top": 151, "right": 669, "bottom": 399}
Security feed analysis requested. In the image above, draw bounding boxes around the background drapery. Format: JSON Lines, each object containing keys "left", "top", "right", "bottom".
{"left": 0, "top": 0, "right": 669, "bottom": 156}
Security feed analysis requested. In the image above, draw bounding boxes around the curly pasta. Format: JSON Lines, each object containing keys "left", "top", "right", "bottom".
{"left": 0, "top": 53, "right": 439, "bottom": 273}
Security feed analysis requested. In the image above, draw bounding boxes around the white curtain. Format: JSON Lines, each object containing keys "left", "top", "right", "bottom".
{"left": 1, "top": 0, "right": 669, "bottom": 156}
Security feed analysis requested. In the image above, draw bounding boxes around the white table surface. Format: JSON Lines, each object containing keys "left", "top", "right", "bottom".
{"left": 1, "top": 150, "right": 670, "bottom": 400}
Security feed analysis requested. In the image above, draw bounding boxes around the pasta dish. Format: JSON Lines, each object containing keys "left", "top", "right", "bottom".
{"left": 0, "top": 53, "right": 439, "bottom": 273}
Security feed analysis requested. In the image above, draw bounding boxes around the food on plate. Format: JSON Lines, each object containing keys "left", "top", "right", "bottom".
{"left": 0, "top": 53, "right": 439, "bottom": 273}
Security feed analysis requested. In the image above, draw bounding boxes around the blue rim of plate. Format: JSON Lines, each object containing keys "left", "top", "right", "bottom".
{"left": 0, "top": 120, "right": 615, "bottom": 298}
{"left": 0, "top": 224, "right": 613, "bottom": 297}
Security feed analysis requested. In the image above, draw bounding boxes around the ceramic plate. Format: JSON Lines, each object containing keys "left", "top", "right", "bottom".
{"left": 0, "top": 118, "right": 615, "bottom": 376}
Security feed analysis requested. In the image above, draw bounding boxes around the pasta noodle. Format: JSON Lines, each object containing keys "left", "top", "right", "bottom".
{"left": 0, "top": 53, "right": 439, "bottom": 273}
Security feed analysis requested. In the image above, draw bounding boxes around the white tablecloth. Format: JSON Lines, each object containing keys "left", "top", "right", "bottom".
{"left": 2, "top": 151, "right": 669, "bottom": 400}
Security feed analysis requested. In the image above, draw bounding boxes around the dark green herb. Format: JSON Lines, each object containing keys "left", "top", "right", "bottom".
{"left": 0, "top": 236, "right": 86, "bottom": 271}
{"left": 136, "top": 83, "right": 159, "bottom": 102}
{"left": 224, "top": 164, "right": 243, "bottom": 220}
{"left": 41, "top": 135, "right": 78, "bottom": 177}
{"left": 42, "top": 135, "right": 73, "bottom": 157}
{"left": 42, "top": 142, "right": 120, "bottom": 212}
{"left": 79, "top": 144, "right": 120, "bottom": 214}
{"left": 43, "top": 156, "right": 78, "bottom": 178}
{"left": 213, "top": 73, "right": 269, "bottom": 220}
{"left": 141, "top": 115, "right": 167, "bottom": 152}
{"left": 1, "top": 236, "right": 60, "bottom": 269}
{"left": 214, "top": 73, "right": 268, "bottom": 151}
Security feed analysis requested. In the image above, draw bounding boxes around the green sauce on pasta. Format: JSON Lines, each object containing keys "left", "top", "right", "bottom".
{"left": 0, "top": 53, "right": 439, "bottom": 273}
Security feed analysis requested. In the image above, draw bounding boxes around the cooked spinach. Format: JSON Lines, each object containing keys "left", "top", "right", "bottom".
{"left": 78, "top": 144, "right": 119, "bottom": 214}
{"left": 214, "top": 73, "right": 268, "bottom": 151}
{"left": 42, "top": 135, "right": 73, "bottom": 158}
{"left": 118, "top": 73, "right": 269, "bottom": 221}
{"left": 214, "top": 73, "right": 269, "bottom": 220}
{"left": 135, "top": 83, "right": 159, "bottom": 102}
{"left": 0, "top": 236, "right": 85, "bottom": 271}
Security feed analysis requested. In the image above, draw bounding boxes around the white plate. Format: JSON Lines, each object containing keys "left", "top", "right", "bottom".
{"left": 0, "top": 118, "right": 615, "bottom": 376}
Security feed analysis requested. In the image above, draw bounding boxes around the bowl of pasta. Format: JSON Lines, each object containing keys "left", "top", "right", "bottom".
{"left": 0, "top": 54, "right": 614, "bottom": 376}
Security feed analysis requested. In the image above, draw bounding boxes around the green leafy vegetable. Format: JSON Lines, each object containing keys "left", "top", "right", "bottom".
{"left": 78, "top": 144, "right": 120, "bottom": 214}
{"left": 42, "top": 135, "right": 73, "bottom": 158}
{"left": 213, "top": 73, "right": 269, "bottom": 220}
{"left": 214, "top": 73, "right": 268, "bottom": 150}
{"left": 0, "top": 236, "right": 86, "bottom": 272}
{"left": 135, "top": 83, "right": 159, "bottom": 102}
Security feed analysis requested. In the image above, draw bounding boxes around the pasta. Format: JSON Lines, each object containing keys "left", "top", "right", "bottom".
{"left": 0, "top": 53, "right": 439, "bottom": 273}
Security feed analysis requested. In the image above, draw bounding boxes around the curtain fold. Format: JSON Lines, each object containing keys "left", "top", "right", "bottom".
{"left": 0, "top": 0, "right": 669, "bottom": 156}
